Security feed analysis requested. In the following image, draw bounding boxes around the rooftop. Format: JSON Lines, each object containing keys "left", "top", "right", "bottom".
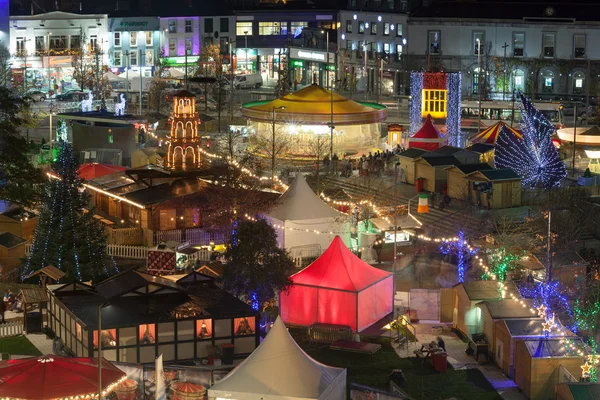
{"left": 523, "top": 338, "right": 587, "bottom": 358}
{"left": 466, "top": 168, "right": 521, "bottom": 182}
{"left": 457, "top": 280, "right": 519, "bottom": 301}
{"left": 504, "top": 318, "right": 573, "bottom": 337}
{"left": 465, "top": 143, "right": 495, "bottom": 154}
{"left": 416, "top": 156, "right": 461, "bottom": 167}
{"left": 445, "top": 163, "right": 494, "bottom": 175}
{"left": 477, "top": 299, "right": 538, "bottom": 319}
{"left": 397, "top": 148, "right": 428, "bottom": 159}
{"left": 0, "top": 232, "right": 26, "bottom": 249}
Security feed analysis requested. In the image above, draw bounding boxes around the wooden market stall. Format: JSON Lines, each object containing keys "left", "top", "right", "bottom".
{"left": 25, "top": 265, "right": 66, "bottom": 288}
{"left": 495, "top": 318, "right": 575, "bottom": 378}
{"left": 397, "top": 148, "right": 428, "bottom": 184}
{"left": 453, "top": 280, "right": 519, "bottom": 338}
{"left": 476, "top": 299, "right": 538, "bottom": 361}
{"left": 0, "top": 232, "right": 26, "bottom": 273}
{"left": 445, "top": 163, "right": 494, "bottom": 200}
{"left": 514, "top": 338, "right": 587, "bottom": 400}
{"left": 464, "top": 143, "right": 495, "bottom": 166}
{"left": 464, "top": 169, "right": 522, "bottom": 209}
{"left": 414, "top": 156, "right": 461, "bottom": 192}
{"left": 20, "top": 288, "right": 49, "bottom": 333}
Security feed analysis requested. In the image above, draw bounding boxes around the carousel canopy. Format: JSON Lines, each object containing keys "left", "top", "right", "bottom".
{"left": 409, "top": 115, "right": 447, "bottom": 151}
{"left": 0, "top": 356, "right": 126, "bottom": 400}
{"left": 470, "top": 121, "right": 522, "bottom": 145}
{"left": 267, "top": 175, "right": 341, "bottom": 221}
{"left": 241, "top": 84, "right": 386, "bottom": 125}
{"left": 208, "top": 317, "right": 346, "bottom": 400}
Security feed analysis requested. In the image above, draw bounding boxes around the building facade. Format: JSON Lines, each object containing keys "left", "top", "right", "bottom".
{"left": 338, "top": 9, "right": 407, "bottom": 96}
{"left": 408, "top": 2, "right": 600, "bottom": 101}
{"left": 107, "top": 16, "right": 161, "bottom": 78}
{"left": 9, "top": 11, "right": 109, "bottom": 94}
{"left": 159, "top": 15, "right": 200, "bottom": 70}
{"left": 0, "top": 0, "right": 8, "bottom": 49}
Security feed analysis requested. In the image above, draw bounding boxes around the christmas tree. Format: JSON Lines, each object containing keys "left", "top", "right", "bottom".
{"left": 24, "top": 142, "right": 108, "bottom": 282}
{"left": 495, "top": 93, "right": 566, "bottom": 189}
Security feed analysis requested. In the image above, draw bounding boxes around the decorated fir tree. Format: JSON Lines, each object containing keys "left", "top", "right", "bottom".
{"left": 24, "top": 142, "right": 108, "bottom": 282}
{"left": 495, "top": 93, "right": 566, "bottom": 189}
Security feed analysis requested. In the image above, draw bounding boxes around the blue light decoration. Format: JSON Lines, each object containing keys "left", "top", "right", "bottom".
{"left": 251, "top": 292, "right": 259, "bottom": 311}
{"left": 521, "top": 280, "right": 575, "bottom": 338}
{"left": 409, "top": 72, "right": 423, "bottom": 136}
{"left": 293, "top": 26, "right": 303, "bottom": 38}
{"left": 439, "top": 230, "right": 478, "bottom": 283}
{"left": 446, "top": 72, "right": 462, "bottom": 147}
{"left": 495, "top": 93, "right": 567, "bottom": 189}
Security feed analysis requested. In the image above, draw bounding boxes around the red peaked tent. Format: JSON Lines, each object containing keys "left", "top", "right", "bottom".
{"left": 280, "top": 236, "right": 393, "bottom": 331}
{"left": 409, "top": 115, "right": 448, "bottom": 151}
{"left": 77, "top": 163, "right": 127, "bottom": 181}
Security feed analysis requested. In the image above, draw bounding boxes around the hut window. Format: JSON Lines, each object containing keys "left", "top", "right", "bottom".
{"left": 213, "top": 319, "right": 232, "bottom": 337}
{"left": 94, "top": 329, "right": 117, "bottom": 349}
{"left": 177, "top": 320, "right": 194, "bottom": 341}
{"left": 119, "top": 327, "right": 137, "bottom": 346}
{"left": 76, "top": 323, "right": 82, "bottom": 340}
{"left": 196, "top": 319, "right": 213, "bottom": 339}
{"left": 139, "top": 324, "right": 156, "bottom": 345}
{"left": 234, "top": 317, "right": 256, "bottom": 336}
{"left": 158, "top": 322, "right": 175, "bottom": 343}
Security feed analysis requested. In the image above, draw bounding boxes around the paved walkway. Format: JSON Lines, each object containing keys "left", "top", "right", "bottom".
{"left": 26, "top": 332, "right": 54, "bottom": 355}
{"left": 394, "top": 322, "right": 527, "bottom": 400}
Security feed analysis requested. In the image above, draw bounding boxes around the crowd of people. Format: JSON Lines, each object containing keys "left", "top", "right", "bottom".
{"left": 0, "top": 289, "right": 23, "bottom": 323}
{"left": 321, "top": 145, "right": 405, "bottom": 178}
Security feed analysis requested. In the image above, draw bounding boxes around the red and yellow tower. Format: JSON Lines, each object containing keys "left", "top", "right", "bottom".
{"left": 166, "top": 90, "right": 201, "bottom": 170}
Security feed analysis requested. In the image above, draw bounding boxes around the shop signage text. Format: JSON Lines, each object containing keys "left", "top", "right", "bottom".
{"left": 110, "top": 17, "right": 160, "bottom": 32}
{"left": 297, "top": 50, "right": 325, "bottom": 61}
{"left": 290, "top": 47, "right": 333, "bottom": 63}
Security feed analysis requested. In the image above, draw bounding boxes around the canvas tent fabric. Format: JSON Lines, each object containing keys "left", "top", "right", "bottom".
{"left": 208, "top": 317, "right": 346, "bottom": 400}
{"left": 409, "top": 115, "right": 447, "bottom": 151}
{"left": 77, "top": 163, "right": 128, "bottom": 181}
{"left": 280, "top": 236, "right": 393, "bottom": 331}
{"left": 470, "top": 121, "right": 522, "bottom": 145}
{"left": 265, "top": 175, "right": 350, "bottom": 254}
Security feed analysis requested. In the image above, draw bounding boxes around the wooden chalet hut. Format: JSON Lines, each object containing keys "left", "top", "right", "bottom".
{"left": 464, "top": 143, "right": 495, "bottom": 166}
{"left": 0, "top": 207, "right": 37, "bottom": 241}
{"left": 397, "top": 148, "right": 428, "bottom": 185}
{"left": 0, "top": 232, "right": 26, "bottom": 273}
{"left": 415, "top": 156, "right": 461, "bottom": 192}
{"left": 445, "top": 163, "right": 494, "bottom": 200}
{"left": 453, "top": 280, "right": 519, "bottom": 338}
{"left": 495, "top": 318, "right": 575, "bottom": 378}
{"left": 514, "top": 338, "right": 587, "bottom": 400}
{"left": 476, "top": 299, "right": 539, "bottom": 360}
{"left": 465, "top": 169, "right": 522, "bottom": 209}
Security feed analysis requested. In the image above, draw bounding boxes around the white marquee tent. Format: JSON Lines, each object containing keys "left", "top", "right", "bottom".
{"left": 264, "top": 175, "right": 350, "bottom": 257}
{"left": 208, "top": 317, "right": 346, "bottom": 400}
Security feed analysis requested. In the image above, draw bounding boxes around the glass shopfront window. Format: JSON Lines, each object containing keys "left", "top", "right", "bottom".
{"left": 94, "top": 329, "right": 117, "bottom": 349}
{"left": 236, "top": 22, "right": 253, "bottom": 36}
{"left": 139, "top": 323, "right": 156, "bottom": 345}
{"left": 196, "top": 319, "right": 213, "bottom": 339}
{"left": 234, "top": 317, "right": 256, "bottom": 336}
{"left": 258, "top": 22, "right": 287, "bottom": 36}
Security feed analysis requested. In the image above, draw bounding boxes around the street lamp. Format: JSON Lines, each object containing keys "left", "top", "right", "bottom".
{"left": 244, "top": 31, "right": 249, "bottom": 72}
{"left": 476, "top": 38, "right": 482, "bottom": 131}
{"left": 322, "top": 29, "right": 335, "bottom": 170}
{"left": 271, "top": 105, "right": 286, "bottom": 182}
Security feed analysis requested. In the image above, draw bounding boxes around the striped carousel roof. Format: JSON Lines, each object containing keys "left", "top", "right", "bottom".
{"left": 470, "top": 121, "right": 522, "bottom": 145}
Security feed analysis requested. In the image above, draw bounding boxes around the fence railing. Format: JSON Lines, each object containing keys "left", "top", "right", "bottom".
{"left": 106, "top": 245, "right": 148, "bottom": 260}
{"left": 154, "top": 228, "right": 229, "bottom": 246}
{"left": 106, "top": 227, "right": 144, "bottom": 246}
{"left": 0, "top": 321, "right": 23, "bottom": 338}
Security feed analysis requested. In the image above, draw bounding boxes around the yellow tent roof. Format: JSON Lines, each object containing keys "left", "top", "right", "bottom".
{"left": 241, "top": 84, "right": 387, "bottom": 125}
{"left": 470, "top": 121, "right": 522, "bottom": 145}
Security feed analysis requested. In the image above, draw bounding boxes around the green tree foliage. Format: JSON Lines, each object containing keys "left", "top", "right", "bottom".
{"left": 0, "top": 87, "right": 43, "bottom": 207}
{"left": 222, "top": 218, "right": 295, "bottom": 310}
{"left": 25, "top": 142, "right": 108, "bottom": 282}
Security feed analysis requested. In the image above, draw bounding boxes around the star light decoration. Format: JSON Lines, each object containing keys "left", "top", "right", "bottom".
{"left": 495, "top": 93, "right": 567, "bottom": 189}
{"left": 522, "top": 280, "right": 574, "bottom": 338}
{"left": 439, "top": 230, "right": 478, "bottom": 283}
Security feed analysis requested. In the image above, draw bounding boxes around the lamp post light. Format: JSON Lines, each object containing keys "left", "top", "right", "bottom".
{"left": 244, "top": 31, "right": 249, "bottom": 73}
{"left": 476, "top": 38, "right": 482, "bottom": 131}
{"left": 322, "top": 29, "right": 335, "bottom": 170}
{"left": 271, "top": 105, "right": 286, "bottom": 182}
{"left": 97, "top": 301, "right": 110, "bottom": 400}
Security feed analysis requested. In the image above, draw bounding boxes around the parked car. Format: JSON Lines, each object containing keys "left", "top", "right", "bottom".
{"left": 234, "top": 74, "right": 263, "bottom": 89}
{"left": 56, "top": 90, "right": 88, "bottom": 101}
{"left": 27, "top": 90, "right": 47, "bottom": 102}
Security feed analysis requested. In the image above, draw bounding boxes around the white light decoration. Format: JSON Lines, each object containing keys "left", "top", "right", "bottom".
{"left": 377, "top": 15, "right": 382, "bottom": 22}
{"left": 114, "top": 94, "right": 126, "bottom": 116}
{"left": 353, "top": 14, "right": 357, "bottom": 20}
{"left": 341, "top": 34, "right": 346, "bottom": 40}
{"left": 390, "top": 24, "right": 395, "bottom": 31}
{"left": 365, "top": 22, "right": 369, "bottom": 28}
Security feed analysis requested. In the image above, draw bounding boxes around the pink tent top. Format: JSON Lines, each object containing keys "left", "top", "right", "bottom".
{"left": 412, "top": 115, "right": 443, "bottom": 139}
{"left": 290, "top": 236, "right": 392, "bottom": 292}
{"left": 77, "top": 163, "right": 127, "bottom": 181}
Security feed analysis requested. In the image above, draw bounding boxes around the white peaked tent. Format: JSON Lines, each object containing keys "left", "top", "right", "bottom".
{"left": 208, "top": 317, "right": 346, "bottom": 400}
{"left": 265, "top": 175, "right": 350, "bottom": 256}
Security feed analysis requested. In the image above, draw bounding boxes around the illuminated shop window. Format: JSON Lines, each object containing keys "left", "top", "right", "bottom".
{"left": 421, "top": 89, "right": 447, "bottom": 119}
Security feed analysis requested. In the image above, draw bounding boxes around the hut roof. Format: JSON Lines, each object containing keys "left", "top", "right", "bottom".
{"left": 465, "top": 168, "right": 521, "bottom": 182}
{"left": 477, "top": 299, "right": 538, "bottom": 319}
{"left": 25, "top": 265, "right": 66, "bottom": 282}
{"left": 523, "top": 338, "right": 587, "bottom": 358}
{"left": 0, "top": 232, "right": 26, "bottom": 249}
{"left": 416, "top": 156, "right": 461, "bottom": 167}
{"left": 465, "top": 143, "right": 495, "bottom": 154}
{"left": 445, "top": 163, "right": 494, "bottom": 175}
{"left": 456, "top": 280, "right": 519, "bottom": 301}
{"left": 397, "top": 148, "right": 428, "bottom": 159}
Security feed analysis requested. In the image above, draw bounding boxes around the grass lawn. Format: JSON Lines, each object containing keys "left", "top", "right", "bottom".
{"left": 0, "top": 336, "right": 42, "bottom": 359}
{"left": 298, "top": 338, "right": 502, "bottom": 400}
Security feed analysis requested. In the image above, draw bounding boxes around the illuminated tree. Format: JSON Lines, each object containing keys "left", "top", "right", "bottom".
{"left": 439, "top": 230, "right": 478, "bottom": 283}
{"left": 481, "top": 247, "right": 521, "bottom": 283}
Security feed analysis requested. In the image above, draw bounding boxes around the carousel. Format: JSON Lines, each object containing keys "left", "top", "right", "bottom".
{"left": 241, "top": 84, "right": 387, "bottom": 156}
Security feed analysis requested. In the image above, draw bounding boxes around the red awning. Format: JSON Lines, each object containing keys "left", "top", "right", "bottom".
{"left": 409, "top": 116, "right": 447, "bottom": 151}
{"left": 77, "top": 163, "right": 127, "bottom": 181}
{"left": 0, "top": 356, "right": 126, "bottom": 400}
{"left": 290, "top": 236, "right": 392, "bottom": 292}
{"left": 412, "top": 115, "right": 443, "bottom": 139}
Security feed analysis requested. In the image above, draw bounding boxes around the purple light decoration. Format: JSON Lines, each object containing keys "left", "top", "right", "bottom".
{"left": 439, "top": 230, "right": 478, "bottom": 283}
{"left": 409, "top": 72, "right": 423, "bottom": 136}
{"left": 495, "top": 93, "right": 567, "bottom": 189}
{"left": 446, "top": 72, "right": 462, "bottom": 147}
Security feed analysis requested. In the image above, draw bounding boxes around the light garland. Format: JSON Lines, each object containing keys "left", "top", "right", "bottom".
{"left": 446, "top": 72, "right": 462, "bottom": 147}
{"left": 495, "top": 93, "right": 567, "bottom": 189}
{"left": 409, "top": 72, "right": 424, "bottom": 136}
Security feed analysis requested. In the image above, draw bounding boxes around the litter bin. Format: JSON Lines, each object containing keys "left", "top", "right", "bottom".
{"left": 26, "top": 312, "right": 42, "bottom": 333}
{"left": 431, "top": 352, "right": 448, "bottom": 373}
{"left": 415, "top": 178, "right": 424, "bottom": 192}
{"left": 221, "top": 343, "right": 235, "bottom": 365}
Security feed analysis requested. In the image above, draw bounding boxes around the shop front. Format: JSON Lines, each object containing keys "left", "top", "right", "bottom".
{"left": 162, "top": 56, "right": 200, "bottom": 79}
{"left": 235, "top": 48, "right": 257, "bottom": 73}
{"left": 289, "top": 47, "right": 335, "bottom": 88}
{"left": 13, "top": 56, "right": 81, "bottom": 95}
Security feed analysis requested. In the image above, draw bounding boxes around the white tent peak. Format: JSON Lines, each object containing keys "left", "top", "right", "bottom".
{"left": 208, "top": 316, "right": 346, "bottom": 400}
{"left": 268, "top": 175, "right": 341, "bottom": 221}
